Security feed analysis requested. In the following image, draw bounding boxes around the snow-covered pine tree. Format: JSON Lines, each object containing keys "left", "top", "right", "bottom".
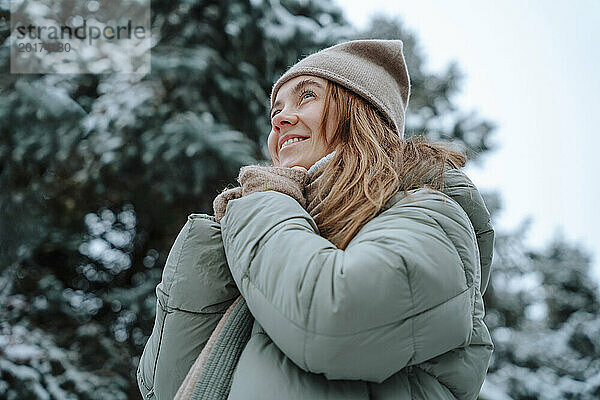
{"left": 483, "top": 223, "right": 600, "bottom": 400}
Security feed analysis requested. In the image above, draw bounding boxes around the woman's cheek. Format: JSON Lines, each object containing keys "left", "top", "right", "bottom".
{"left": 267, "top": 130, "right": 280, "bottom": 166}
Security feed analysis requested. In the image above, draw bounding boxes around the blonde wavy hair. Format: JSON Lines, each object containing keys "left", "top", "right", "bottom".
{"left": 313, "top": 80, "right": 467, "bottom": 249}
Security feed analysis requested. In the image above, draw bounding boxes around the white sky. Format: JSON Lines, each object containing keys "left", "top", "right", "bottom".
{"left": 335, "top": 0, "right": 600, "bottom": 281}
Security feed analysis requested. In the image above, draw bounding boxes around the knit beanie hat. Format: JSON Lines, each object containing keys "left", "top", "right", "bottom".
{"left": 270, "top": 39, "right": 411, "bottom": 137}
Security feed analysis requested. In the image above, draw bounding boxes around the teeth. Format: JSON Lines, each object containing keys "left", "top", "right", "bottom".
{"left": 281, "top": 137, "right": 307, "bottom": 149}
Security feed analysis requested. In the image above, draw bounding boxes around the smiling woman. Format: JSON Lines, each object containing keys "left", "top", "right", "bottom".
{"left": 138, "top": 39, "right": 495, "bottom": 400}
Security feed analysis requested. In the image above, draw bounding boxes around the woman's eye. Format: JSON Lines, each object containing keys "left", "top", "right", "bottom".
{"left": 271, "top": 91, "right": 315, "bottom": 119}
{"left": 301, "top": 91, "right": 315, "bottom": 101}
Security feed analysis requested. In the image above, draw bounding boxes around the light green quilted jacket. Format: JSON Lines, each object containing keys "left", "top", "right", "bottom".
{"left": 137, "top": 168, "right": 494, "bottom": 400}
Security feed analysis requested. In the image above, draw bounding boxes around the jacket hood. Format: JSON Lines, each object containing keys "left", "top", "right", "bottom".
{"left": 441, "top": 168, "right": 494, "bottom": 294}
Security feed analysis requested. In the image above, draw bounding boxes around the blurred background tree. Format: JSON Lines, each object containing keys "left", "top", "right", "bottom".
{"left": 481, "top": 216, "right": 600, "bottom": 400}
{"left": 0, "top": 0, "right": 597, "bottom": 399}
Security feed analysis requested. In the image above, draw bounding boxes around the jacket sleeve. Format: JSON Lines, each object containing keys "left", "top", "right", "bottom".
{"left": 415, "top": 288, "right": 494, "bottom": 400}
{"left": 220, "top": 189, "right": 480, "bottom": 383}
{"left": 137, "top": 214, "right": 239, "bottom": 400}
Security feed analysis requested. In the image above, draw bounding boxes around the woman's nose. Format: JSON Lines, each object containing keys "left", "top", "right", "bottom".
{"left": 272, "top": 108, "right": 298, "bottom": 131}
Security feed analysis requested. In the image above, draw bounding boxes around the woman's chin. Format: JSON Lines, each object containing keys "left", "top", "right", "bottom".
{"left": 278, "top": 156, "right": 304, "bottom": 169}
{"left": 281, "top": 161, "right": 306, "bottom": 169}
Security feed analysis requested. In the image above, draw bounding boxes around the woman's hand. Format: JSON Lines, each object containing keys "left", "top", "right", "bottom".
{"left": 213, "top": 187, "right": 242, "bottom": 223}
{"left": 213, "top": 166, "right": 309, "bottom": 223}
{"left": 238, "top": 165, "right": 309, "bottom": 206}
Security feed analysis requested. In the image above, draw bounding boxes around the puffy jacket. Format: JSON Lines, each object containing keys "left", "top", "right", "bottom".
{"left": 137, "top": 168, "right": 494, "bottom": 399}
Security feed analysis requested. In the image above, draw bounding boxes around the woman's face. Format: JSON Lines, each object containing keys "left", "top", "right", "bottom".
{"left": 268, "top": 75, "right": 337, "bottom": 169}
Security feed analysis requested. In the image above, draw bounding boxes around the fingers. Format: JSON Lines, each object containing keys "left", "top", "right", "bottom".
{"left": 213, "top": 187, "right": 243, "bottom": 223}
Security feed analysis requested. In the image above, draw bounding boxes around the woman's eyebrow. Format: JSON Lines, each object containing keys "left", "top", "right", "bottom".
{"left": 271, "top": 79, "right": 324, "bottom": 116}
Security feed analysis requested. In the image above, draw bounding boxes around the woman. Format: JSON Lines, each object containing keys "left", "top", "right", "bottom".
{"left": 137, "top": 39, "right": 494, "bottom": 400}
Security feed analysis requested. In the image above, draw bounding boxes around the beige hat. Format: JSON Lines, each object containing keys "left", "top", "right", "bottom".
{"left": 270, "top": 39, "right": 411, "bottom": 137}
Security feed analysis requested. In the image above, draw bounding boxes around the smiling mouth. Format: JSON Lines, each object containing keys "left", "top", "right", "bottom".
{"left": 280, "top": 137, "right": 309, "bottom": 151}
